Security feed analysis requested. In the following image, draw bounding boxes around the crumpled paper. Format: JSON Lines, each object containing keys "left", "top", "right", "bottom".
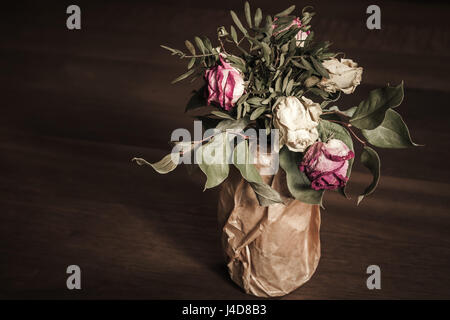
{"left": 217, "top": 155, "right": 321, "bottom": 297}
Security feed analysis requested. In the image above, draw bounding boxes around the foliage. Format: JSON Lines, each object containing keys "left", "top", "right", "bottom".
{"left": 133, "top": 2, "right": 420, "bottom": 207}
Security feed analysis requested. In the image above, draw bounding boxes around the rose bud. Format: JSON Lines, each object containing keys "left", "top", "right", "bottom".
{"left": 272, "top": 17, "right": 310, "bottom": 47}
{"left": 317, "top": 58, "right": 363, "bottom": 94}
{"left": 205, "top": 55, "right": 245, "bottom": 111}
{"left": 299, "top": 139, "right": 355, "bottom": 190}
{"left": 273, "top": 96, "right": 322, "bottom": 152}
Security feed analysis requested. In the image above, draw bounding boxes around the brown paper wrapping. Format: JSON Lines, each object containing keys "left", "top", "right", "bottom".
{"left": 217, "top": 157, "right": 321, "bottom": 298}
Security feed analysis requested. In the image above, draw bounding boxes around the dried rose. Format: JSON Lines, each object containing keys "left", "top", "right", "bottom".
{"left": 318, "top": 58, "right": 363, "bottom": 94}
{"left": 273, "top": 96, "right": 322, "bottom": 152}
{"left": 205, "top": 56, "right": 245, "bottom": 111}
{"left": 300, "top": 139, "right": 354, "bottom": 190}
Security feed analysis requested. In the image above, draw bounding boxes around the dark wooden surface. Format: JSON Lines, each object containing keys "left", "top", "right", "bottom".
{"left": 1, "top": 0, "right": 450, "bottom": 299}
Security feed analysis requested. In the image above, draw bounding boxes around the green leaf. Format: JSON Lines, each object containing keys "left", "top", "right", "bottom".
{"left": 275, "top": 77, "right": 282, "bottom": 92}
{"left": 194, "top": 36, "right": 205, "bottom": 54}
{"left": 187, "top": 57, "right": 195, "bottom": 69}
{"left": 361, "top": 109, "right": 420, "bottom": 148}
{"left": 261, "top": 42, "right": 272, "bottom": 65}
{"left": 303, "top": 30, "right": 314, "bottom": 46}
{"left": 184, "top": 40, "right": 196, "bottom": 55}
{"left": 246, "top": 97, "right": 264, "bottom": 105}
{"left": 230, "top": 25, "right": 238, "bottom": 43}
{"left": 350, "top": 82, "right": 404, "bottom": 130}
{"left": 279, "top": 146, "right": 324, "bottom": 205}
{"left": 244, "top": 2, "right": 252, "bottom": 28}
{"left": 243, "top": 102, "right": 250, "bottom": 116}
{"left": 202, "top": 36, "right": 213, "bottom": 52}
{"left": 229, "top": 130, "right": 283, "bottom": 207}
{"left": 216, "top": 118, "right": 250, "bottom": 131}
{"left": 250, "top": 106, "right": 266, "bottom": 120}
{"left": 254, "top": 8, "right": 263, "bottom": 27}
{"left": 282, "top": 69, "right": 292, "bottom": 92}
{"left": 196, "top": 133, "right": 231, "bottom": 189}
{"left": 286, "top": 79, "right": 294, "bottom": 95}
{"left": 301, "top": 11, "right": 314, "bottom": 26}
{"left": 288, "top": 37, "right": 297, "bottom": 52}
{"left": 160, "top": 45, "right": 183, "bottom": 55}
{"left": 357, "top": 146, "right": 381, "bottom": 205}
{"left": 275, "top": 5, "right": 296, "bottom": 17}
{"left": 232, "top": 140, "right": 263, "bottom": 184}
{"left": 249, "top": 182, "right": 285, "bottom": 206}
{"left": 236, "top": 92, "right": 250, "bottom": 106}
{"left": 185, "top": 87, "right": 207, "bottom": 112}
{"left": 275, "top": 26, "right": 300, "bottom": 43}
{"left": 237, "top": 103, "right": 243, "bottom": 119}
{"left": 278, "top": 52, "right": 286, "bottom": 66}
{"left": 290, "top": 59, "right": 305, "bottom": 69}
{"left": 317, "top": 121, "right": 353, "bottom": 152}
{"left": 132, "top": 153, "right": 180, "bottom": 174}
{"left": 273, "top": 15, "right": 293, "bottom": 25}
{"left": 265, "top": 15, "right": 273, "bottom": 33}
{"left": 272, "top": 18, "right": 291, "bottom": 33}
{"left": 211, "top": 110, "right": 235, "bottom": 120}
{"left": 230, "top": 10, "right": 248, "bottom": 35}
{"left": 171, "top": 68, "right": 195, "bottom": 84}
{"left": 300, "top": 57, "right": 313, "bottom": 71}
{"left": 229, "top": 132, "right": 281, "bottom": 210}
{"left": 310, "top": 57, "right": 330, "bottom": 78}
{"left": 261, "top": 92, "right": 276, "bottom": 105}
{"left": 225, "top": 54, "right": 246, "bottom": 72}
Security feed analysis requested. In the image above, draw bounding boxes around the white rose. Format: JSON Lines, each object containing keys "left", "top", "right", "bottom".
{"left": 318, "top": 58, "right": 363, "bottom": 94}
{"left": 273, "top": 96, "right": 322, "bottom": 152}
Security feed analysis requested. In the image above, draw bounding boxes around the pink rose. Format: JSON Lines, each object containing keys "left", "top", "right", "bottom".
{"left": 299, "top": 139, "right": 354, "bottom": 190}
{"left": 205, "top": 56, "right": 245, "bottom": 111}
{"left": 272, "top": 17, "right": 310, "bottom": 47}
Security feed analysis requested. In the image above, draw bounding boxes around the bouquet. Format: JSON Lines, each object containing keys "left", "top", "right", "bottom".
{"left": 133, "top": 2, "right": 419, "bottom": 297}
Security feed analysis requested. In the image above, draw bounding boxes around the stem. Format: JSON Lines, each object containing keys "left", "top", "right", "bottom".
{"left": 290, "top": 55, "right": 311, "bottom": 59}
{"left": 347, "top": 126, "right": 367, "bottom": 146}
{"left": 192, "top": 135, "right": 214, "bottom": 145}
{"left": 327, "top": 119, "right": 347, "bottom": 126}
{"left": 182, "top": 53, "right": 219, "bottom": 58}
{"left": 322, "top": 110, "right": 351, "bottom": 118}
{"left": 327, "top": 120, "right": 367, "bottom": 146}
{"left": 218, "top": 37, "right": 227, "bottom": 54}
{"left": 235, "top": 44, "right": 249, "bottom": 56}
{"left": 274, "top": 52, "right": 280, "bottom": 67}
{"left": 228, "top": 131, "right": 254, "bottom": 140}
